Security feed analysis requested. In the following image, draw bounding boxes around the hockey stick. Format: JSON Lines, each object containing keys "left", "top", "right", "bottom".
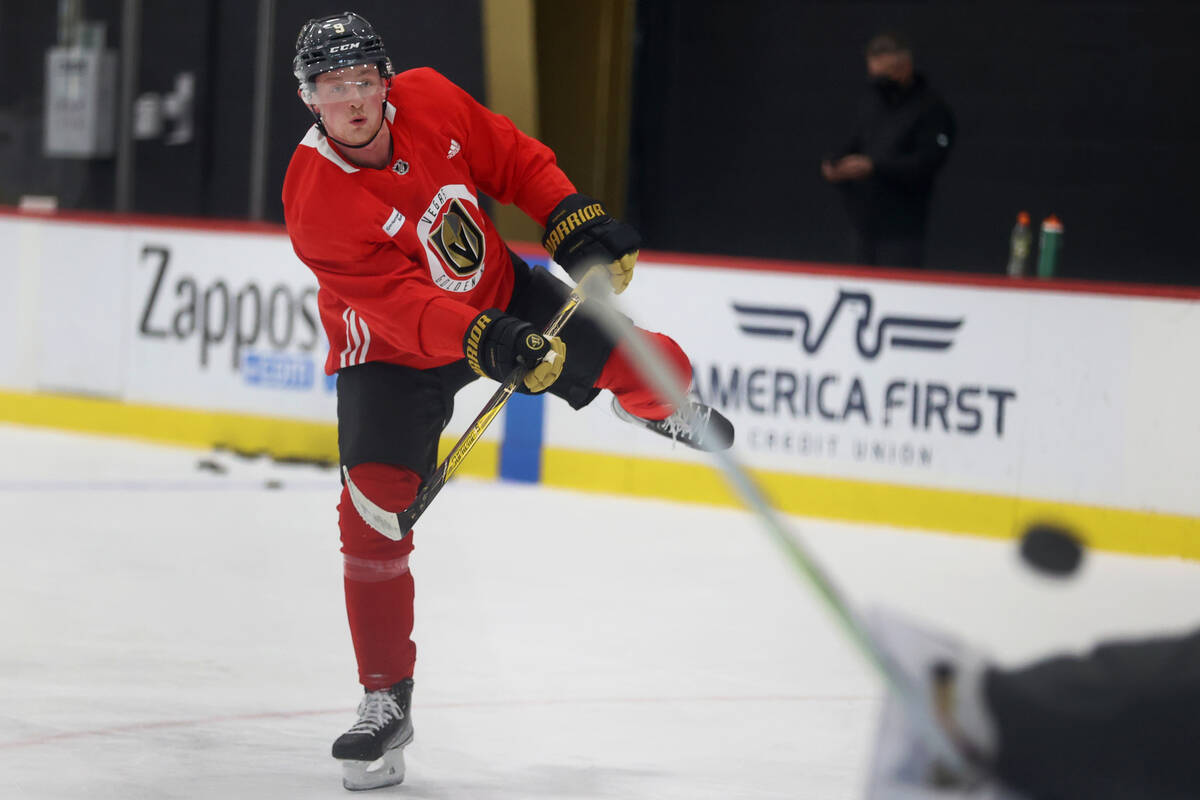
{"left": 571, "top": 288, "right": 977, "bottom": 779}
{"left": 343, "top": 264, "right": 610, "bottom": 541}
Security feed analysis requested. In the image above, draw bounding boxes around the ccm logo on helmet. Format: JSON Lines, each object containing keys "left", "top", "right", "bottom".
{"left": 329, "top": 42, "right": 361, "bottom": 53}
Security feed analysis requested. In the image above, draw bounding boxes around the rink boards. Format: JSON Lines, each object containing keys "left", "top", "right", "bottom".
{"left": 1, "top": 210, "right": 1198, "bottom": 557}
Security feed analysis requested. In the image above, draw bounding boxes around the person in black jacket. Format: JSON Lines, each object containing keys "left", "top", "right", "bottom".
{"left": 822, "top": 32, "right": 955, "bottom": 268}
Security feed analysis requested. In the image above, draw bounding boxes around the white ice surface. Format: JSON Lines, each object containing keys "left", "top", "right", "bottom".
{"left": 2, "top": 423, "right": 1199, "bottom": 799}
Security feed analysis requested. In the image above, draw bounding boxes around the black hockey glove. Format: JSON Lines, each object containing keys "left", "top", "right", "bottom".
{"left": 463, "top": 309, "right": 566, "bottom": 393}
{"left": 542, "top": 193, "right": 640, "bottom": 294}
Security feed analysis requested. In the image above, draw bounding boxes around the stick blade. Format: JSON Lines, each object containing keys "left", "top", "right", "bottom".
{"left": 343, "top": 466, "right": 409, "bottom": 541}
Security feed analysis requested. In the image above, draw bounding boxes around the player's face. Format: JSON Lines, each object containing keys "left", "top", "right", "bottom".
{"left": 307, "top": 65, "right": 387, "bottom": 145}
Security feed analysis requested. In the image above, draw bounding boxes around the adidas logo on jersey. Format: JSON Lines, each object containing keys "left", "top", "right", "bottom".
{"left": 446, "top": 139, "right": 461, "bottom": 159}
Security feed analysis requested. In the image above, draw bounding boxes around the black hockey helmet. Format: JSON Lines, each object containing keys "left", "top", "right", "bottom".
{"left": 293, "top": 11, "right": 392, "bottom": 88}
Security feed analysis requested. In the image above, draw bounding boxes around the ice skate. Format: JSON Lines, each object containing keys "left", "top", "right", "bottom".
{"left": 611, "top": 396, "right": 735, "bottom": 451}
{"left": 332, "top": 678, "right": 414, "bottom": 791}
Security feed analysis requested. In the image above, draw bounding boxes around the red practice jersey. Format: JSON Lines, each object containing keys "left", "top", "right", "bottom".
{"left": 282, "top": 68, "right": 575, "bottom": 374}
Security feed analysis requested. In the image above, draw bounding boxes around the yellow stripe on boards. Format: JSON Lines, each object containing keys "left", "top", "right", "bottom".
{"left": 3, "top": 389, "right": 1195, "bottom": 559}
{"left": 0, "top": 390, "right": 498, "bottom": 479}
{"left": 541, "top": 447, "right": 1200, "bottom": 561}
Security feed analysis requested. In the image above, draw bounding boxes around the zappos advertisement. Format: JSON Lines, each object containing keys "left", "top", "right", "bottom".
{"left": 123, "top": 229, "right": 336, "bottom": 418}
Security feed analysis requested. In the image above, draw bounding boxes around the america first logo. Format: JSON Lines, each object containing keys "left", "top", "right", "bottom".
{"left": 713, "top": 289, "right": 1017, "bottom": 443}
{"left": 732, "top": 290, "right": 962, "bottom": 359}
{"left": 417, "top": 184, "right": 486, "bottom": 292}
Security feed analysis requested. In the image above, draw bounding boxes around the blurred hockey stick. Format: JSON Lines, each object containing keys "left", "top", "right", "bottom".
{"left": 572, "top": 287, "right": 977, "bottom": 780}
{"left": 343, "top": 264, "right": 610, "bottom": 541}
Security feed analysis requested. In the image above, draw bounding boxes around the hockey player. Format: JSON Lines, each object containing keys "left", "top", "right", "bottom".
{"left": 282, "top": 12, "right": 734, "bottom": 791}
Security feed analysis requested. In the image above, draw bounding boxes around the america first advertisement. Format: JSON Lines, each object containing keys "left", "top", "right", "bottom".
{"left": 548, "top": 262, "right": 1200, "bottom": 519}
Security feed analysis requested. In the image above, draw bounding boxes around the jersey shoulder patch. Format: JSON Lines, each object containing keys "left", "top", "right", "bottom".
{"left": 382, "top": 208, "right": 406, "bottom": 237}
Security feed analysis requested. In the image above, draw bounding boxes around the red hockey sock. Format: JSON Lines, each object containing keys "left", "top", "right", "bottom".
{"left": 596, "top": 329, "right": 693, "bottom": 420}
{"left": 338, "top": 462, "right": 420, "bottom": 690}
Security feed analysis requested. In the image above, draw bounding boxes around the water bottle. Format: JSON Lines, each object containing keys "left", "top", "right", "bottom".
{"left": 1037, "top": 214, "right": 1063, "bottom": 278}
{"left": 1006, "top": 211, "right": 1032, "bottom": 277}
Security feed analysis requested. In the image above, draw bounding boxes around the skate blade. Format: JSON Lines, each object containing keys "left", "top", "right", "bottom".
{"left": 341, "top": 747, "right": 406, "bottom": 791}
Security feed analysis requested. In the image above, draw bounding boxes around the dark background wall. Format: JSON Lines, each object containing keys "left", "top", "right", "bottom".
{"left": 2, "top": 1, "right": 1197, "bottom": 284}
{"left": 0, "top": 1, "right": 483, "bottom": 221}
{"left": 0, "top": 1, "right": 227, "bottom": 215}
{"left": 630, "top": 0, "right": 1200, "bottom": 283}
{"left": 0, "top": 0, "right": 122, "bottom": 210}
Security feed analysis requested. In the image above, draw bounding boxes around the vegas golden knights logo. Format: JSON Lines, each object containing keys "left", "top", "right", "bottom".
{"left": 431, "top": 198, "right": 484, "bottom": 277}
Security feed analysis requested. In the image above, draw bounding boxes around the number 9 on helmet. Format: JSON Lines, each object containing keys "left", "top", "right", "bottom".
{"left": 293, "top": 11, "right": 392, "bottom": 98}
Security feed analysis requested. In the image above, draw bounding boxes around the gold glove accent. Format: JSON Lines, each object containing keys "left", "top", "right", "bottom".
{"left": 522, "top": 336, "right": 566, "bottom": 393}
{"left": 609, "top": 250, "right": 638, "bottom": 294}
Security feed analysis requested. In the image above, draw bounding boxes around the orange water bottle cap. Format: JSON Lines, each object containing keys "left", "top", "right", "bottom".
{"left": 1042, "top": 213, "right": 1063, "bottom": 232}
{"left": 1016, "top": 211, "right": 1030, "bottom": 225}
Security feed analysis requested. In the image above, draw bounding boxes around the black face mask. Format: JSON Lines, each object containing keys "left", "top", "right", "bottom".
{"left": 871, "top": 75, "right": 903, "bottom": 94}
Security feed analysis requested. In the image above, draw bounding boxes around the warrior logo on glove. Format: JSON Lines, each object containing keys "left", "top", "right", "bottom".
{"left": 543, "top": 202, "right": 606, "bottom": 254}
{"left": 542, "top": 193, "right": 641, "bottom": 294}
{"left": 464, "top": 309, "right": 566, "bottom": 394}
